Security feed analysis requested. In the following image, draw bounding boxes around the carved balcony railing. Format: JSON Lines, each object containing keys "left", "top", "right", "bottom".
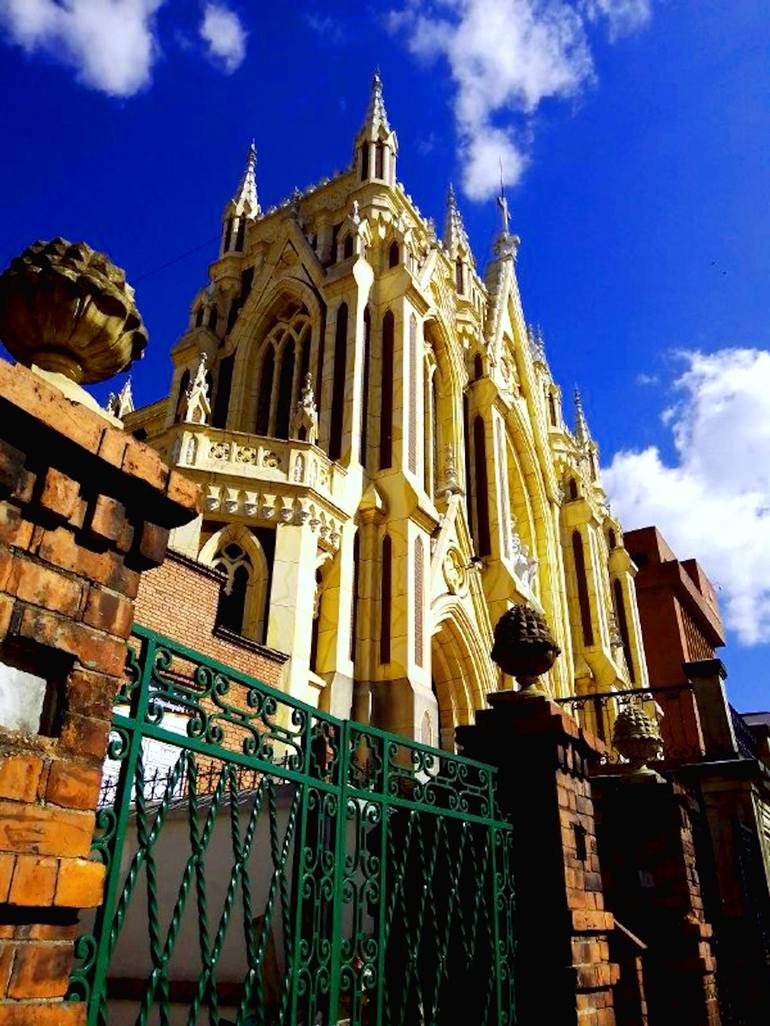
{"left": 730, "top": 704, "right": 759, "bottom": 760}
{"left": 555, "top": 683, "right": 704, "bottom": 766}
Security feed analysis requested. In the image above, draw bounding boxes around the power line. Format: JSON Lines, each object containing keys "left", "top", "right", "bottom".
{"left": 133, "top": 234, "right": 221, "bottom": 284}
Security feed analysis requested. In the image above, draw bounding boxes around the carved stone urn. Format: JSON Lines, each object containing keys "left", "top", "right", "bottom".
{"left": 0, "top": 237, "right": 147, "bottom": 385}
{"left": 612, "top": 704, "right": 664, "bottom": 776}
{"left": 490, "top": 603, "right": 561, "bottom": 693}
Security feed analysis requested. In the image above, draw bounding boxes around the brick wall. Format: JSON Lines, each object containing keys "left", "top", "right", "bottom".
{"left": 134, "top": 550, "right": 287, "bottom": 687}
{"left": 0, "top": 360, "right": 198, "bottom": 1026}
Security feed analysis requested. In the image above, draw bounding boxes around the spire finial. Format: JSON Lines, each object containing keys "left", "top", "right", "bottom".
{"left": 574, "top": 385, "right": 591, "bottom": 446}
{"left": 361, "top": 66, "right": 391, "bottom": 135}
{"left": 232, "top": 141, "right": 260, "bottom": 216}
{"left": 497, "top": 157, "right": 510, "bottom": 236}
{"left": 444, "top": 181, "right": 470, "bottom": 255}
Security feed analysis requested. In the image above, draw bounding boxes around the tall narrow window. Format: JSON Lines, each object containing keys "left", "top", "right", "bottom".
{"left": 473, "top": 354, "right": 483, "bottom": 380}
{"left": 414, "top": 537, "right": 424, "bottom": 668}
{"left": 423, "top": 363, "right": 433, "bottom": 496}
{"left": 351, "top": 531, "right": 360, "bottom": 664}
{"left": 380, "top": 535, "right": 392, "bottom": 663}
{"left": 360, "top": 144, "right": 369, "bottom": 180}
{"left": 223, "top": 216, "right": 233, "bottom": 253}
{"left": 455, "top": 258, "right": 464, "bottom": 294}
{"left": 211, "top": 354, "right": 234, "bottom": 429}
{"left": 463, "top": 395, "right": 474, "bottom": 540}
{"left": 568, "top": 478, "right": 578, "bottom": 500}
{"left": 213, "top": 542, "right": 253, "bottom": 635}
{"left": 275, "top": 340, "right": 295, "bottom": 439}
{"left": 255, "top": 347, "right": 275, "bottom": 435}
{"left": 361, "top": 307, "right": 371, "bottom": 468}
{"left": 613, "top": 578, "right": 635, "bottom": 682}
{"left": 431, "top": 373, "right": 439, "bottom": 495}
{"left": 388, "top": 241, "right": 399, "bottom": 268}
{"left": 208, "top": 306, "right": 218, "bottom": 333}
{"left": 408, "top": 314, "right": 417, "bottom": 474}
{"left": 375, "top": 141, "right": 384, "bottom": 179}
{"left": 329, "top": 304, "right": 348, "bottom": 460}
{"left": 343, "top": 235, "right": 354, "bottom": 259}
{"left": 572, "top": 530, "right": 594, "bottom": 646}
{"left": 473, "top": 416, "right": 491, "bottom": 556}
{"left": 195, "top": 306, "right": 205, "bottom": 328}
{"left": 379, "top": 311, "right": 394, "bottom": 469}
{"left": 548, "top": 392, "right": 557, "bottom": 427}
{"left": 310, "top": 568, "right": 323, "bottom": 673}
{"left": 234, "top": 216, "right": 246, "bottom": 252}
{"left": 331, "top": 223, "right": 341, "bottom": 263}
{"left": 174, "top": 370, "right": 190, "bottom": 422}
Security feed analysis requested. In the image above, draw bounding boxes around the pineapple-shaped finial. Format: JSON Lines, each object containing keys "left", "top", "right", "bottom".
{"left": 490, "top": 603, "right": 561, "bottom": 692}
{"left": 612, "top": 704, "right": 664, "bottom": 775}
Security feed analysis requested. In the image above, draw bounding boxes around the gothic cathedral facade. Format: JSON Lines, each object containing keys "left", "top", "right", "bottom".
{"left": 125, "top": 72, "right": 648, "bottom": 748}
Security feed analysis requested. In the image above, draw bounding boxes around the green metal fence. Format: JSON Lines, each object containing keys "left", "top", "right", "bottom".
{"left": 69, "top": 625, "right": 515, "bottom": 1026}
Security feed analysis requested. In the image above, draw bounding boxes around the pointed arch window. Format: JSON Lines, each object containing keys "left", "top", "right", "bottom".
{"left": 210, "top": 535, "right": 270, "bottom": 643}
{"left": 473, "top": 353, "right": 483, "bottom": 380}
{"left": 473, "top": 415, "right": 491, "bottom": 556}
{"left": 195, "top": 306, "right": 205, "bottom": 328}
{"left": 455, "top": 258, "right": 464, "bottom": 294}
{"left": 572, "top": 530, "right": 594, "bottom": 647}
{"left": 375, "top": 140, "right": 384, "bottom": 179}
{"left": 255, "top": 346, "right": 274, "bottom": 435}
{"left": 379, "top": 311, "right": 394, "bottom": 469}
{"left": 223, "top": 216, "right": 234, "bottom": 253}
{"left": 275, "top": 339, "right": 295, "bottom": 440}
{"left": 548, "top": 392, "right": 557, "bottom": 427}
{"left": 343, "top": 234, "right": 354, "bottom": 260}
{"left": 329, "top": 303, "right": 348, "bottom": 461}
{"left": 380, "top": 534, "right": 392, "bottom": 663}
{"left": 613, "top": 578, "right": 635, "bottom": 682}
{"left": 211, "top": 354, "right": 234, "bottom": 429}
{"left": 234, "top": 216, "right": 246, "bottom": 252}
{"left": 568, "top": 478, "right": 578, "bottom": 500}
{"left": 361, "top": 307, "right": 371, "bottom": 468}
{"left": 463, "top": 394, "right": 474, "bottom": 540}
{"left": 388, "top": 241, "right": 399, "bottom": 269}
{"left": 360, "top": 143, "right": 370, "bottom": 181}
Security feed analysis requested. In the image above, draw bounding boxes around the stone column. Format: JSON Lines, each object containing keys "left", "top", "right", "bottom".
{"left": 592, "top": 774, "right": 721, "bottom": 1026}
{"left": 458, "top": 692, "right": 618, "bottom": 1026}
{"left": 266, "top": 521, "right": 318, "bottom": 704}
{"left": 0, "top": 361, "right": 199, "bottom": 1026}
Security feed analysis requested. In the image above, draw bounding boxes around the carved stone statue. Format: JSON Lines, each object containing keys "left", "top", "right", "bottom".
{"left": 182, "top": 353, "right": 211, "bottom": 425}
{"left": 290, "top": 372, "right": 318, "bottom": 445}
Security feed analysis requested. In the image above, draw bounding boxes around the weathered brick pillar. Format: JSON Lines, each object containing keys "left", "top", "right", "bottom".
{"left": 457, "top": 691, "right": 618, "bottom": 1026}
{"left": 0, "top": 361, "right": 198, "bottom": 1025}
{"left": 592, "top": 774, "right": 721, "bottom": 1026}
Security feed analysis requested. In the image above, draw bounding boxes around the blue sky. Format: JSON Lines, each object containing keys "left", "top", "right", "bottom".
{"left": 1, "top": 0, "right": 769, "bottom": 711}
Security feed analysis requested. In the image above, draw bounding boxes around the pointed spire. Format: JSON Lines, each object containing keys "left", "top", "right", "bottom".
{"left": 574, "top": 386, "right": 591, "bottom": 446}
{"left": 361, "top": 67, "right": 391, "bottom": 137}
{"left": 444, "top": 183, "right": 470, "bottom": 255}
{"left": 104, "top": 377, "right": 134, "bottom": 420}
{"left": 527, "top": 324, "right": 548, "bottom": 368}
{"left": 232, "top": 141, "right": 260, "bottom": 216}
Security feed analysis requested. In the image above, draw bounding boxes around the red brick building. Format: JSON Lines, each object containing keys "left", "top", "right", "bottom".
{"left": 624, "top": 527, "right": 725, "bottom": 687}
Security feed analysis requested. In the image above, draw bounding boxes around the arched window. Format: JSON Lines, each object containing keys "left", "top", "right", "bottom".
{"left": 174, "top": 370, "right": 190, "bottom": 423}
{"left": 463, "top": 395, "right": 474, "bottom": 540}
{"left": 455, "top": 258, "right": 464, "bottom": 294}
{"left": 360, "top": 143, "right": 369, "bottom": 181}
{"left": 568, "top": 478, "right": 578, "bottom": 500}
{"left": 222, "top": 216, "right": 234, "bottom": 253}
{"left": 379, "top": 311, "right": 394, "bottom": 469}
{"left": 548, "top": 392, "right": 557, "bottom": 427}
{"left": 351, "top": 531, "right": 360, "bottom": 664}
{"left": 375, "top": 140, "right": 384, "bottom": 179}
{"left": 195, "top": 306, "right": 205, "bottom": 328}
{"left": 380, "top": 535, "right": 392, "bottom": 663}
{"left": 408, "top": 314, "right": 418, "bottom": 474}
{"left": 613, "top": 578, "right": 635, "bottom": 683}
{"left": 473, "top": 416, "right": 492, "bottom": 556}
{"left": 572, "top": 530, "right": 594, "bottom": 646}
{"left": 329, "top": 303, "right": 348, "bottom": 460}
{"left": 361, "top": 307, "right": 371, "bottom": 467}
{"left": 211, "top": 354, "right": 234, "bottom": 429}
{"left": 274, "top": 339, "right": 295, "bottom": 439}
{"left": 310, "top": 567, "right": 323, "bottom": 672}
{"left": 343, "top": 234, "right": 354, "bottom": 259}
{"left": 473, "top": 353, "right": 483, "bottom": 380}
{"left": 423, "top": 359, "right": 435, "bottom": 497}
{"left": 388, "top": 241, "right": 399, "bottom": 269}
{"left": 608, "top": 528, "right": 617, "bottom": 550}
{"left": 208, "top": 306, "right": 218, "bottom": 333}
{"left": 234, "top": 216, "right": 246, "bottom": 252}
{"left": 206, "top": 530, "right": 270, "bottom": 643}
{"left": 414, "top": 537, "right": 424, "bottom": 668}
{"left": 255, "top": 346, "right": 274, "bottom": 435}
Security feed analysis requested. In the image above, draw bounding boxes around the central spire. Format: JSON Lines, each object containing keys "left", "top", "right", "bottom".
{"left": 354, "top": 68, "right": 398, "bottom": 186}
{"left": 233, "top": 141, "right": 260, "bottom": 217}
{"left": 362, "top": 67, "right": 391, "bottom": 136}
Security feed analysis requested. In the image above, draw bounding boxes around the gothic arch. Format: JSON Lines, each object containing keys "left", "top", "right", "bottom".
{"left": 199, "top": 525, "right": 270, "bottom": 643}
{"left": 430, "top": 598, "right": 494, "bottom": 749}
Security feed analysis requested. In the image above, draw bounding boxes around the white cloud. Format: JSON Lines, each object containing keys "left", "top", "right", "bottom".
{"left": 389, "top": 0, "right": 652, "bottom": 199}
{"left": 604, "top": 348, "right": 770, "bottom": 646}
{"left": 199, "top": 2, "right": 246, "bottom": 73}
{"left": 305, "top": 12, "right": 346, "bottom": 44}
{"left": 0, "top": 0, "right": 164, "bottom": 97}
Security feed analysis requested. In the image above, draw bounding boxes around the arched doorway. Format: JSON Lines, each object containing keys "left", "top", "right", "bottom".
{"left": 430, "top": 608, "right": 489, "bottom": 750}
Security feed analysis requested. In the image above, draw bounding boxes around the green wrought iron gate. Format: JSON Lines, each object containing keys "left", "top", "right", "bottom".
{"left": 69, "top": 625, "right": 515, "bottom": 1026}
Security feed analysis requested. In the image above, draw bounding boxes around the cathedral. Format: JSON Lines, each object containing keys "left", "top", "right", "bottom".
{"left": 124, "top": 71, "right": 648, "bottom": 747}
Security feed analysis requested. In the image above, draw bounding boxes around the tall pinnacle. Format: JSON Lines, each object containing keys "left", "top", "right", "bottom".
{"left": 444, "top": 183, "right": 470, "bottom": 254}
{"left": 360, "top": 67, "right": 392, "bottom": 137}
{"left": 232, "top": 141, "right": 260, "bottom": 216}
{"left": 574, "top": 386, "right": 591, "bottom": 446}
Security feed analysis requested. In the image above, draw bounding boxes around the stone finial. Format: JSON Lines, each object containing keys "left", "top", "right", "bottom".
{"left": 232, "top": 141, "right": 260, "bottom": 217}
{"left": 290, "top": 372, "right": 318, "bottom": 445}
{"left": 444, "top": 183, "right": 470, "bottom": 256}
{"left": 574, "top": 386, "right": 591, "bottom": 447}
{"left": 182, "top": 353, "right": 210, "bottom": 425}
{"left": 362, "top": 67, "right": 391, "bottom": 136}
{"left": 612, "top": 704, "right": 664, "bottom": 776}
{"left": 439, "top": 443, "right": 463, "bottom": 500}
{"left": 105, "top": 376, "right": 134, "bottom": 420}
{"left": 0, "top": 237, "right": 147, "bottom": 385}
{"left": 490, "top": 603, "right": 561, "bottom": 692}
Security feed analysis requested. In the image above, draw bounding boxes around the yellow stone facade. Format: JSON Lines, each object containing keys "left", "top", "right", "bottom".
{"left": 125, "top": 73, "right": 648, "bottom": 747}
